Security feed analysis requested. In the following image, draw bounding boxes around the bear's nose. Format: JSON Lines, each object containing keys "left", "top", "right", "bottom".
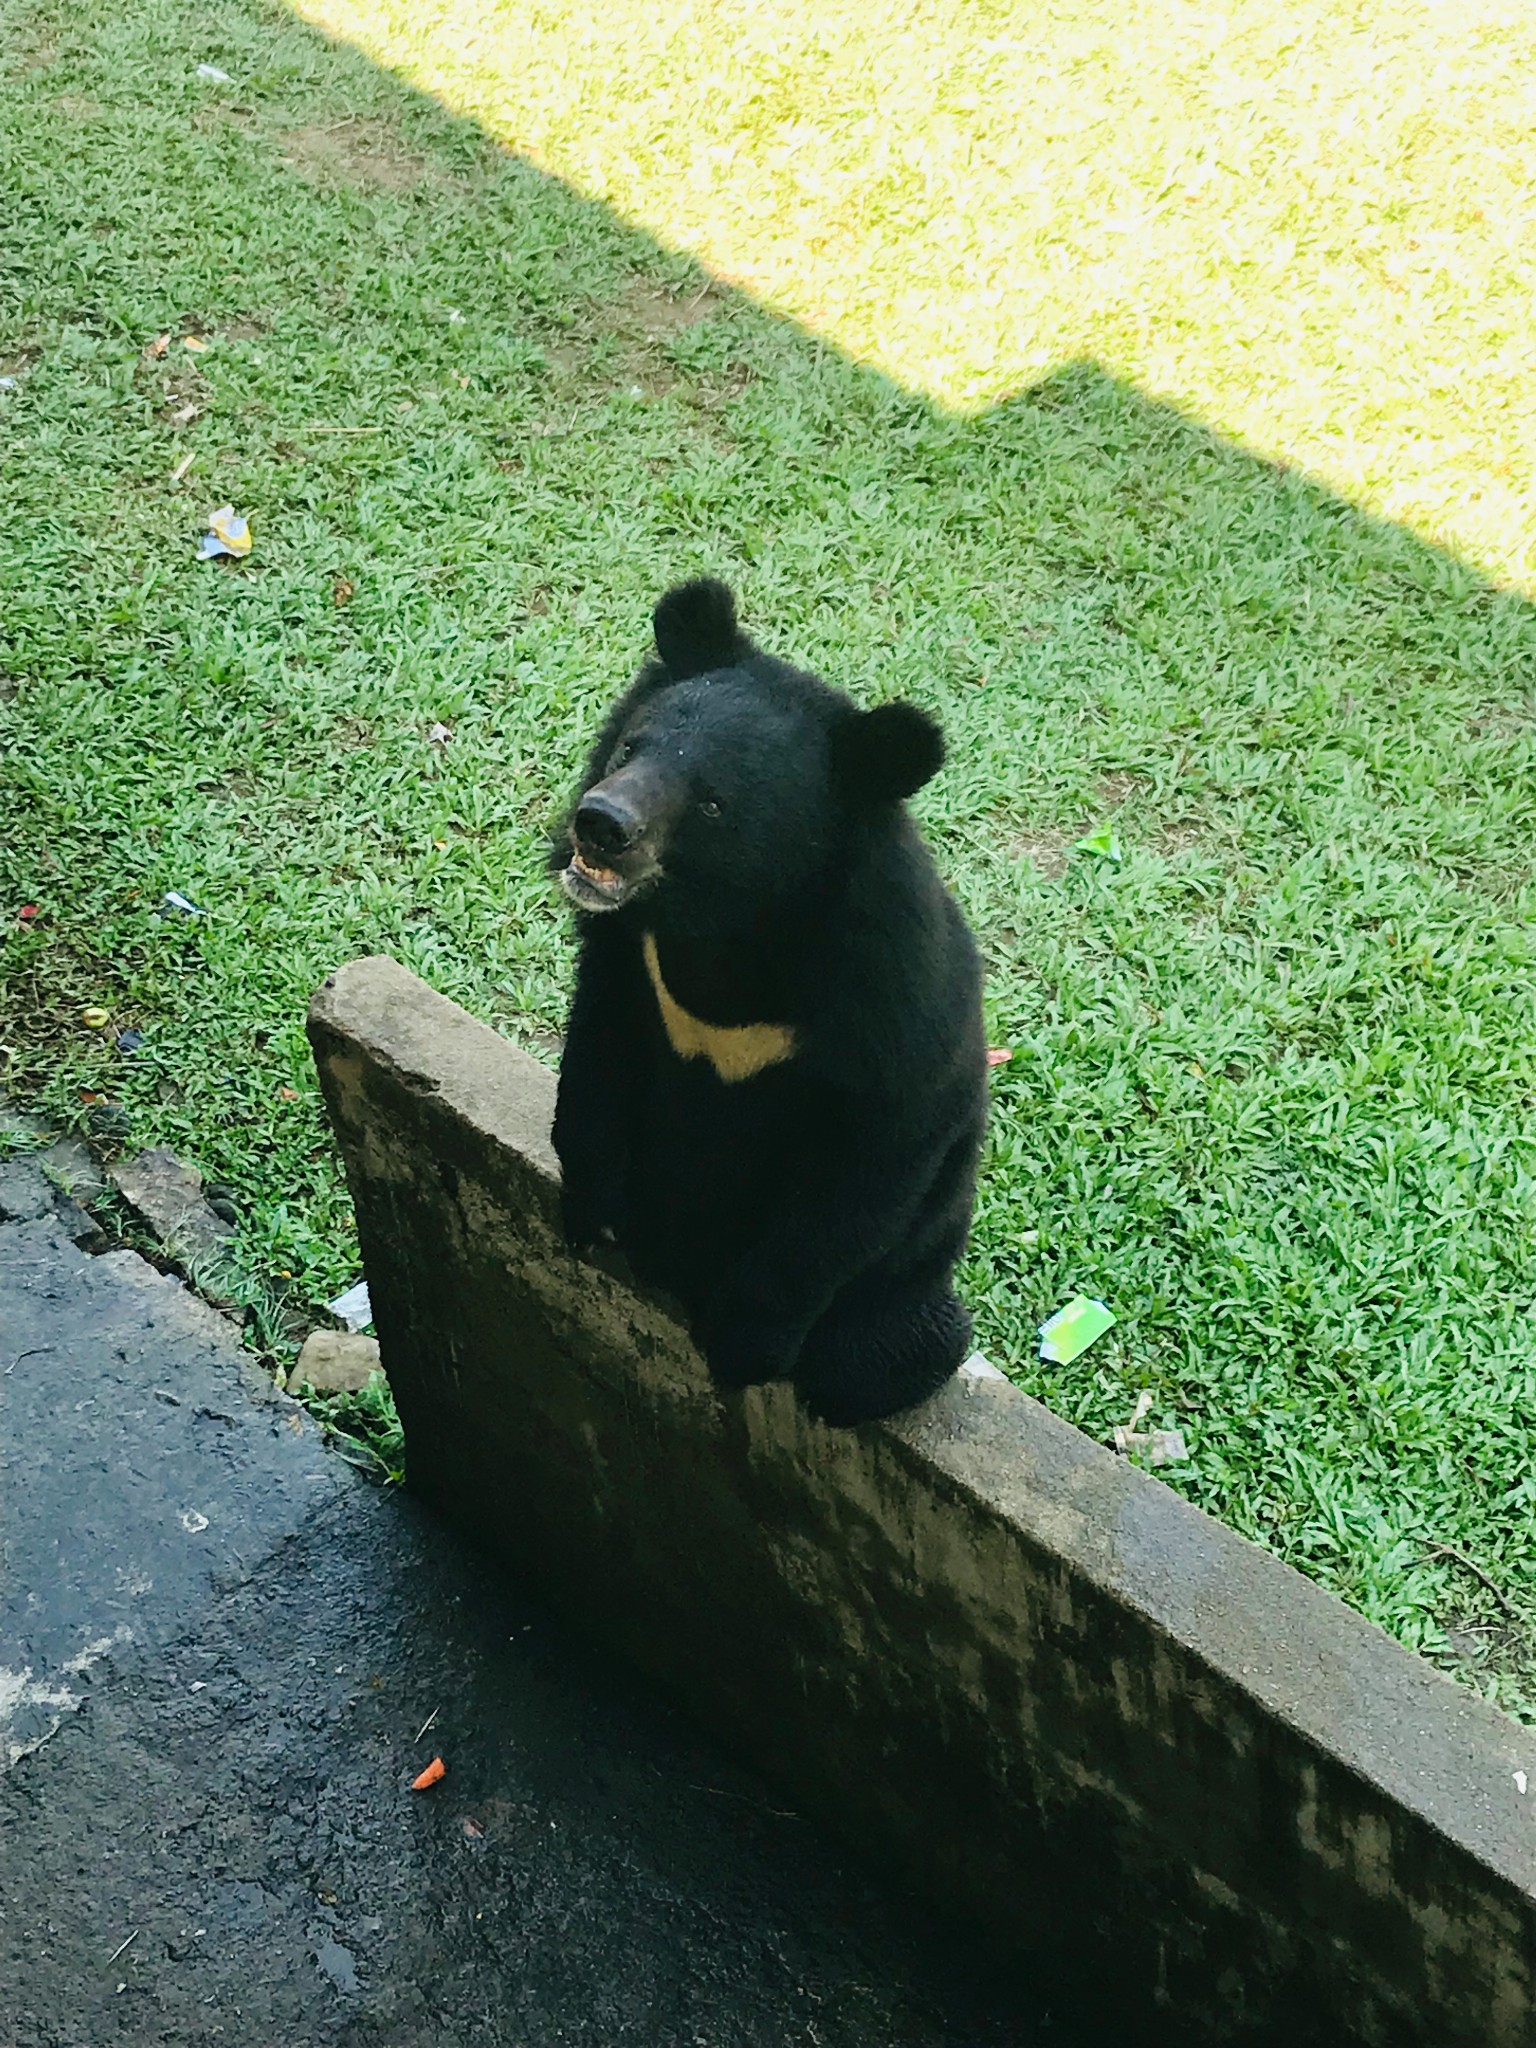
{"left": 575, "top": 791, "right": 641, "bottom": 861}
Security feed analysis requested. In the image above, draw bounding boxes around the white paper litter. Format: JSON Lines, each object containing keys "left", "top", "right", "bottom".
{"left": 1113, "top": 1390, "right": 1190, "bottom": 1465}
{"left": 327, "top": 1279, "right": 373, "bottom": 1331}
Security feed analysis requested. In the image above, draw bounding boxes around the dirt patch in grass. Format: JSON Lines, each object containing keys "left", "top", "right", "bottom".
{"left": 281, "top": 119, "right": 437, "bottom": 193}
{"left": 614, "top": 276, "right": 727, "bottom": 342}
{"left": 1007, "top": 827, "right": 1075, "bottom": 881}
{"left": 13, "top": 31, "right": 57, "bottom": 72}
{"left": 1154, "top": 815, "right": 1237, "bottom": 863}
{"left": 1464, "top": 700, "right": 1534, "bottom": 739}
{"left": 1094, "top": 772, "right": 1140, "bottom": 809}
{"left": 541, "top": 339, "right": 588, "bottom": 380}
{"left": 1437, "top": 1597, "right": 1536, "bottom": 1707}
{"left": 686, "top": 360, "right": 758, "bottom": 425}
{"left": 621, "top": 359, "right": 680, "bottom": 401}
{"left": 1011, "top": 801, "right": 1234, "bottom": 878}
{"left": 522, "top": 273, "right": 752, "bottom": 414}
{"left": 537, "top": 337, "right": 669, "bottom": 408}
{"left": 148, "top": 363, "right": 210, "bottom": 425}
{"left": 565, "top": 277, "right": 742, "bottom": 402}
{"left": 541, "top": 326, "right": 678, "bottom": 403}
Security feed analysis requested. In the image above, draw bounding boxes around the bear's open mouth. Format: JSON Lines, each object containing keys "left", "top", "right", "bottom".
{"left": 559, "top": 849, "right": 630, "bottom": 912}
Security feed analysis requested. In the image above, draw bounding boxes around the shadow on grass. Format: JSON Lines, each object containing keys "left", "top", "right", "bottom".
{"left": 1, "top": 0, "right": 1533, "bottom": 1718}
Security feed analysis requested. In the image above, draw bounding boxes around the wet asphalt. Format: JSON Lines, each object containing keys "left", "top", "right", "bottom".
{"left": 0, "top": 1167, "right": 1073, "bottom": 2047}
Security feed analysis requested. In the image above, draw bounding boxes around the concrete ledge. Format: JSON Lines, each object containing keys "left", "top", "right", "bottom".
{"left": 309, "top": 955, "right": 1536, "bottom": 2046}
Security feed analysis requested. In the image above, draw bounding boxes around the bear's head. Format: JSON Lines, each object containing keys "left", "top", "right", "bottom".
{"left": 556, "top": 579, "right": 945, "bottom": 938}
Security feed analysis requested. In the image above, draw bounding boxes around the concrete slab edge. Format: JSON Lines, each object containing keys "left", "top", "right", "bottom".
{"left": 309, "top": 954, "right": 1536, "bottom": 2047}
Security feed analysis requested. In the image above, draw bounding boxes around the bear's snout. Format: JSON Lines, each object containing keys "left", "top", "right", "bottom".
{"left": 559, "top": 766, "right": 672, "bottom": 913}
{"left": 575, "top": 789, "right": 642, "bottom": 862}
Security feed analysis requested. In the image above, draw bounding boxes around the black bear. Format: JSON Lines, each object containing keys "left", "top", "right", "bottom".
{"left": 550, "top": 578, "right": 987, "bottom": 1426}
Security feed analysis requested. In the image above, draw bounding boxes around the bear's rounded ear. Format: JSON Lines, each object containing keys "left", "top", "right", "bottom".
{"left": 653, "top": 578, "right": 743, "bottom": 679}
{"left": 832, "top": 701, "right": 946, "bottom": 803}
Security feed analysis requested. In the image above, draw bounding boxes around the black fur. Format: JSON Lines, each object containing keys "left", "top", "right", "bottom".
{"left": 550, "top": 580, "right": 987, "bottom": 1426}
{"left": 652, "top": 575, "right": 743, "bottom": 679}
{"left": 831, "top": 700, "right": 946, "bottom": 802}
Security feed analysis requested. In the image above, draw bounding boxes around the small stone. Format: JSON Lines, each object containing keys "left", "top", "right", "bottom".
{"left": 39, "top": 1135, "right": 106, "bottom": 1205}
{"left": 293, "top": 1330, "right": 383, "bottom": 1394}
{"left": 111, "top": 1147, "right": 229, "bottom": 1239}
{"left": 0, "top": 1160, "right": 55, "bottom": 1222}
{"left": 54, "top": 1196, "right": 108, "bottom": 1252}
{"left": 110, "top": 1149, "right": 236, "bottom": 1296}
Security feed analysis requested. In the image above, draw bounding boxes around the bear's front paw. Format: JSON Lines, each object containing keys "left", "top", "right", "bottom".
{"left": 696, "top": 1316, "right": 802, "bottom": 1392}
{"left": 561, "top": 1187, "right": 621, "bottom": 1261}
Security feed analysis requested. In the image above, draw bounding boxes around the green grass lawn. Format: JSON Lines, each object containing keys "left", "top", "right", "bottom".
{"left": 2, "top": 0, "right": 1534, "bottom": 1717}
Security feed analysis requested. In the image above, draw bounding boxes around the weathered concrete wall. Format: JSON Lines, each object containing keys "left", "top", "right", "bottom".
{"left": 309, "top": 956, "right": 1536, "bottom": 2048}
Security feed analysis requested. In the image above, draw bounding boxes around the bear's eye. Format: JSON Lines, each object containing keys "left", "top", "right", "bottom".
{"left": 698, "top": 795, "right": 724, "bottom": 820}
{"left": 611, "top": 739, "right": 636, "bottom": 768}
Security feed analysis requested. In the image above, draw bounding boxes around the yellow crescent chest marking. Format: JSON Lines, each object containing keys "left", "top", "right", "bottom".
{"left": 642, "top": 932, "right": 796, "bottom": 1083}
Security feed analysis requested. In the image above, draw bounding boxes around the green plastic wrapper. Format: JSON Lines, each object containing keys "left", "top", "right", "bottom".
{"left": 1038, "top": 1294, "right": 1116, "bottom": 1365}
{"left": 1074, "top": 826, "right": 1122, "bottom": 863}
